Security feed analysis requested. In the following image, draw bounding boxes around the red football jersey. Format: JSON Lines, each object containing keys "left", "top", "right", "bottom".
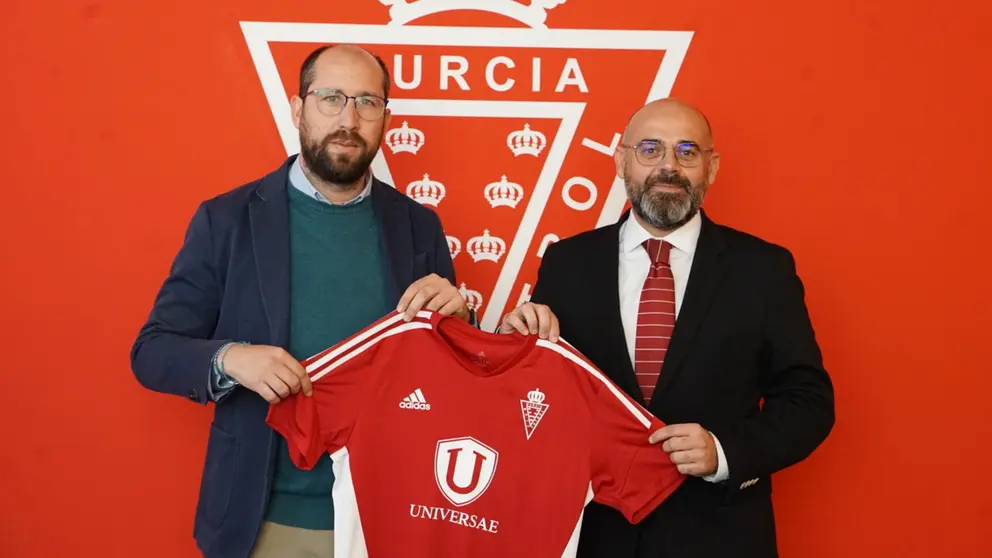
{"left": 266, "top": 310, "right": 684, "bottom": 557}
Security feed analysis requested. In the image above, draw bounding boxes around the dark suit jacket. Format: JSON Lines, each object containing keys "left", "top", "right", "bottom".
{"left": 530, "top": 209, "right": 834, "bottom": 558}
{"left": 130, "top": 155, "right": 457, "bottom": 558}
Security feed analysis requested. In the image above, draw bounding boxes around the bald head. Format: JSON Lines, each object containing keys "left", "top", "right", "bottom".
{"left": 298, "top": 43, "right": 391, "bottom": 100}
{"left": 622, "top": 98, "right": 713, "bottom": 146}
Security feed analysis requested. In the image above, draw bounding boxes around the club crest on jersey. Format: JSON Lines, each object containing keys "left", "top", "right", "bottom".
{"left": 241, "top": 0, "right": 693, "bottom": 333}
{"left": 434, "top": 437, "right": 499, "bottom": 507}
{"left": 520, "top": 387, "right": 549, "bottom": 440}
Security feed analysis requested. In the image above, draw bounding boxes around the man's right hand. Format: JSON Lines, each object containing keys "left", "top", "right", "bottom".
{"left": 220, "top": 344, "right": 313, "bottom": 403}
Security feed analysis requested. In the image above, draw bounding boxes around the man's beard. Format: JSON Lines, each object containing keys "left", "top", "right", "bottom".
{"left": 626, "top": 169, "right": 705, "bottom": 230}
{"left": 300, "top": 122, "right": 380, "bottom": 186}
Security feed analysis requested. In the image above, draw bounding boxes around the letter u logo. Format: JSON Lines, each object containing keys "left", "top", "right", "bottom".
{"left": 444, "top": 447, "right": 487, "bottom": 495}
{"left": 434, "top": 437, "right": 500, "bottom": 507}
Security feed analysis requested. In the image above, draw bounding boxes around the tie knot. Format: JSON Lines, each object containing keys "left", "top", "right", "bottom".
{"left": 643, "top": 238, "right": 672, "bottom": 266}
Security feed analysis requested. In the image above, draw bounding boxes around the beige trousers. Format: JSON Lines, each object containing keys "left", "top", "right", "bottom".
{"left": 249, "top": 521, "right": 334, "bottom": 558}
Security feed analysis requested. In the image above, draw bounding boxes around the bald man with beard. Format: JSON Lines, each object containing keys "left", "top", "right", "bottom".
{"left": 499, "top": 99, "right": 835, "bottom": 558}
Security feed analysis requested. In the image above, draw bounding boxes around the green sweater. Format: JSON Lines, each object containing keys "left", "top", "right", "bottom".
{"left": 264, "top": 183, "right": 393, "bottom": 530}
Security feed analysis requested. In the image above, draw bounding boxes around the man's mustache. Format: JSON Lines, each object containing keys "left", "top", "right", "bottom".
{"left": 322, "top": 130, "right": 367, "bottom": 149}
{"left": 645, "top": 170, "right": 691, "bottom": 191}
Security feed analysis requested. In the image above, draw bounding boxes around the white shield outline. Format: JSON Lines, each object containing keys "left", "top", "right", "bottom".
{"left": 434, "top": 436, "right": 499, "bottom": 507}
{"left": 240, "top": 22, "right": 692, "bottom": 330}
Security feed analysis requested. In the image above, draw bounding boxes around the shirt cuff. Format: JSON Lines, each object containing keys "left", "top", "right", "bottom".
{"left": 206, "top": 341, "right": 241, "bottom": 402}
{"left": 703, "top": 431, "right": 730, "bottom": 483}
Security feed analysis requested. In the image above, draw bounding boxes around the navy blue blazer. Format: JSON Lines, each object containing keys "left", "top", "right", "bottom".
{"left": 130, "top": 155, "right": 457, "bottom": 558}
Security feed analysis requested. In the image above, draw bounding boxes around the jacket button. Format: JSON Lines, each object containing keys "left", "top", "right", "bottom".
{"left": 187, "top": 390, "right": 198, "bottom": 401}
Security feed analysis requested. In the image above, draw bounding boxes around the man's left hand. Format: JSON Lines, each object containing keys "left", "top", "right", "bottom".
{"left": 499, "top": 302, "right": 559, "bottom": 342}
{"left": 648, "top": 423, "right": 719, "bottom": 477}
{"left": 396, "top": 273, "right": 470, "bottom": 322}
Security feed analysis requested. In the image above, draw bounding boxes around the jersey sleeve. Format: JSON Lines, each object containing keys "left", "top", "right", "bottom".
{"left": 560, "top": 344, "right": 685, "bottom": 524}
{"left": 265, "top": 311, "right": 422, "bottom": 470}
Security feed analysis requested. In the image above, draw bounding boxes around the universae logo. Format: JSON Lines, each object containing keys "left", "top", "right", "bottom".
{"left": 240, "top": 0, "right": 693, "bottom": 331}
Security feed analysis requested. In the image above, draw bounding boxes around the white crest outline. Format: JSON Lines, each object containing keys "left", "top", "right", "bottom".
{"left": 380, "top": 0, "right": 567, "bottom": 29}
{"left": 434, "top": 436, "right": 499, "bottom": 507}
{"left": 520, "top": 387, "right": 549, "bottom": 440}
{"left": 240, "top": 22, "right": 692, "bottom": 330}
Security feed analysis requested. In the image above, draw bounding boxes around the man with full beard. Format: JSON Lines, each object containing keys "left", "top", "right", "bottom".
{"left": 131, "top": 44, "right": 472, "bottom": 558}
{"left": 498, "top": 98, "right": 834, "bottom": 557}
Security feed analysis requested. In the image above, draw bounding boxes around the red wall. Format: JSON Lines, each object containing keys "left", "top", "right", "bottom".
{"left": 1, "top": 1, "right": 989, "bottom": 556}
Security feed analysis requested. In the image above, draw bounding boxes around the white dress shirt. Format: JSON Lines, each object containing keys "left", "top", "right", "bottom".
{"left": 617, "top": 211, "right": 729, "bottom": 483}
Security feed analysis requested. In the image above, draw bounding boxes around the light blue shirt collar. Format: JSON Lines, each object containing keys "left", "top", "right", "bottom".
{"left": 288, "top": 156, "right": 373, "bottom": 206}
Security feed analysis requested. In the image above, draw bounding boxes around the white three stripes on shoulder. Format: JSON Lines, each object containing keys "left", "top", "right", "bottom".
{"left": 306, "top": 311, "right": 429, "bottom": 373}
{"left": 535, "top": 340, "right": 652, "bottom": 428}
{"left": 307, "top": 311, "right": 433, "bottom": 382}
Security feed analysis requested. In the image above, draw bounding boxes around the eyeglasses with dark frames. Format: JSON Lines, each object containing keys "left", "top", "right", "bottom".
{"left": 306, "top": 88, "right": 388, "bottom": 121}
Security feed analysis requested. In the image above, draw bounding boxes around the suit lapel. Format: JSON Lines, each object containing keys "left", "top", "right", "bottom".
{"left": 653, "top": 210, "right": 729, "bottom": 399}
{"left": 372, "top": 178, "right": 412, "bottom": 302}
{"left": 589, "top": 215, "right": 645, "bottom": 405}
{"left": 249, "top": 158, "right": 293, "bottom": 348}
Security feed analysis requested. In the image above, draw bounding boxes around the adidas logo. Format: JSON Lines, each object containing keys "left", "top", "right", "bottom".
{"left": 399, "top": 388, "right": 431, "bottom": 411}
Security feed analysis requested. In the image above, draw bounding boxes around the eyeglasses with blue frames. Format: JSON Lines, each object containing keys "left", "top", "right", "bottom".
{"left": 620, "top": 140, "right": 714, "bottom": 168}
{"left": 306, "top": 88, "right": 388, "bottom": 121}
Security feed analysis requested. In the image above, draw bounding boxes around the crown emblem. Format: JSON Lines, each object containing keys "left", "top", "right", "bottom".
{"left": 507, "top": 123, "right": 547, "bottom": 157}
{"left": 385, "top": 121, "right": 425, "bottom": 154}
{"left": 446, "top": 235, "right": 461, "bottom": 259}
{"left": 406, "top": 173, "right": 446, "bottom": 206}
{"left": 380, "top": 0, "right": 568, "bottom": 29}
{"left": 484, "top": 175, "right": 525, "bottom": 209}
{"left": 458, "top": 282, "right": 484, "bottom": 311}
{"left": 467, "top": 229, "right": 507, "bottom": 263}
{"left": 520, "top": 387, "right": 549, "bottom": 440}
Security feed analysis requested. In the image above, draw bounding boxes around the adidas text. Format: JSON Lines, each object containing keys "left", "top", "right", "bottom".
{"left": 399, "top": 401, "right": 432, "bottom": 411}
{"left": 400, "top": 389, "right": 431, "bottom": 410}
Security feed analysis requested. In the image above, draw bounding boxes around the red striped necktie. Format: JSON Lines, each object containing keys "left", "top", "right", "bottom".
{"left": 634, "top": 238, "right": 676, "bottom": 406}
